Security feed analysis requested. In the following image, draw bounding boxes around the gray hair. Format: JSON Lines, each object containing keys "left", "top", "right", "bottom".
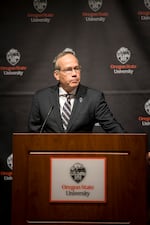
{"left": 53, "top": 48, "right": 77, "bottom": 70}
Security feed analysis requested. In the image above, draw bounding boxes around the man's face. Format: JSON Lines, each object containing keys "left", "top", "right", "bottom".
{"left": 54, "top": 54, "right": 81, "bottom": 92}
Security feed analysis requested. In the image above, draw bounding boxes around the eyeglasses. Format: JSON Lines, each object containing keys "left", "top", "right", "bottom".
{"left": 57, "top": 65, "right": 81, "bottom": 74}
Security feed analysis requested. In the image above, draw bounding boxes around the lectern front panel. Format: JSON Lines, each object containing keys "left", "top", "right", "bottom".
{"left": 12, "top": 133, "right": 147, "bottom": 225}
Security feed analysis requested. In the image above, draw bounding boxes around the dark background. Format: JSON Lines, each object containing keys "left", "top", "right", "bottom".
{"left": 0, "top": 0, "right": 150, "bottom": 224}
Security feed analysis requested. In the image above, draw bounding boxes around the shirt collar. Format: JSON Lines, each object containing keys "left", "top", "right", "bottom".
{"left": 59, "top": 87, "right": 77, "bottom": 96}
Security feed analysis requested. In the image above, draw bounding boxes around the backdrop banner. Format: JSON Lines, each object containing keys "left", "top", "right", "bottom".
{"left": 0, "top": 0, "right": 150, "bottom": 224}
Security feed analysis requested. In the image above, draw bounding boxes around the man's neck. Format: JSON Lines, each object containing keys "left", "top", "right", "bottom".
{"left": 59, "top": 86, "right": 78, "bottom": 94}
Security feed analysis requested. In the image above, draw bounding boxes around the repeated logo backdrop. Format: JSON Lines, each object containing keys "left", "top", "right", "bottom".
{"left": 0, "top": 0, "right": 150, "bottom": 224}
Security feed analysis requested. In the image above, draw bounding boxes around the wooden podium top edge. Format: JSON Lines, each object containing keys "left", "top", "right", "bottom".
{"left": 12, "top": 132, "right": 147, "bottom": 136}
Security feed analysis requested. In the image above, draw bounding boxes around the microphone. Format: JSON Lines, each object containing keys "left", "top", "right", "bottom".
{"left": 40, "top": 105, "right": 54, "bottom": 133}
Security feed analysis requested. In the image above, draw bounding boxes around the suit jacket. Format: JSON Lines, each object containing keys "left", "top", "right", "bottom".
{"left": 28, "top": 84, "right": 125, "bottom": 133}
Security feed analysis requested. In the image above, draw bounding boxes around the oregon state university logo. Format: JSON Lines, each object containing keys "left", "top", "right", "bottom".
{"left": 82, "top": 0, "right": 108, "bottom": 22}
{"left": 137, "top": 0, "right": 150, "bottom": 21}
{"left": 27, "top": 0, "right": 54, "bottom": 23}
{"left": 110, "top": 47, "right": 137, "bottom": 75}
{"left": 0, "top": 48, "right": 27, "bottom": 76}
{"left": 144, "top": 99, "right": 150, "bottom": 115}
{"left": 144, "top": 0, "right": 150, "bottom": 10}
{"left": 6, "top": 48, "right": 21, "bottom": 66}
{"left": 116, "top": 47, "right": 131, "bottom": 64}
{"left": 7, "top": 154, "right": 13, "bottom": 170}
{"left": 0, "top": 153, "right": 13, "bottom": 181}
{"left": 138, "top": 99, "right": 150, "bottom": 126}
{"left": 88, "top": 0, "right": 103, "bottom": 12}
{"left": 70, "top": 163, "right": 86, "bottom": 183}
{"left": 33, "top": 0, "right": 47, "bottom": 13}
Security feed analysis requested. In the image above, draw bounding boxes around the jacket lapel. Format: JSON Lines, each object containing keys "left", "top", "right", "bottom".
{"left": 50, "top": 86, "right": 64, "bottom": 132}
{"left": 67, "top": 85, "right": 86, "bottom": 132}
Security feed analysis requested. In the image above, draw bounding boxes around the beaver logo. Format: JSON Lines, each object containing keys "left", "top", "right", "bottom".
{"left": 70, "top": 162, "right": 86, "bottom": 183}
{"left": 116, "top": 47, "right": 131, "bottom": 64}
{"left": 33, "top": 0, "right": 47, "bottom": 13}
{"left": 88, "top": 0, "right": 103, "bottom": 12}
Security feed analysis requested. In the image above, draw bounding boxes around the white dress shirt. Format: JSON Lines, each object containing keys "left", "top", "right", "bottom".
{"left": 59, "top": 87, "right": 76, "bottom": 116}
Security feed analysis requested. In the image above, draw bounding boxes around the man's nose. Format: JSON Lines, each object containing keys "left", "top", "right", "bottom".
{"left": 72, "top": 69, "right": 77, "bottom": 75}
{"left": 72, "top": 68, "right": 77, "bottom": 73}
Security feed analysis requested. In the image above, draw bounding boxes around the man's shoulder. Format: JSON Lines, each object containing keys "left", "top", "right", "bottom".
{"left": 35, "top": 85, "right": 57, "bottom": 96}
{"left": 79, "top": 84, "right": 103, "bottom": 95}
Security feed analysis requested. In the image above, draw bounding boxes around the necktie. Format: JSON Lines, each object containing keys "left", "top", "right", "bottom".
{"left": 62, "top": 94, "right": 71, "bottom": 131}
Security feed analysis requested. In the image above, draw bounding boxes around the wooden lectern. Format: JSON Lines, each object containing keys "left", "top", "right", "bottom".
{"left": 12, "top": 133, "right": 147, "bottom": 225}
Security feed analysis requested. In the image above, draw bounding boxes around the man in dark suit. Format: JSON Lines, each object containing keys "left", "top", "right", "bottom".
{"left": 28, "top": 48, "right": 125, "bottom": 133}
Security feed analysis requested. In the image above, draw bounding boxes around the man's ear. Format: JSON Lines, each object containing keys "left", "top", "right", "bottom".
{"left": 53, "top": 70, "right": 60, "bottom": 81}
